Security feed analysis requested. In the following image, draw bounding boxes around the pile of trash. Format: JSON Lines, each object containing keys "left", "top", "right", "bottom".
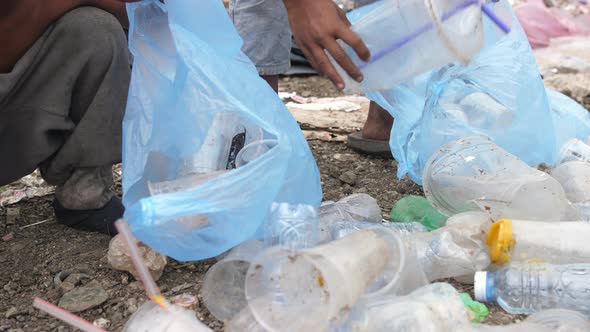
{"left": 30, "top": 0, "right": 590, "bottom": 330}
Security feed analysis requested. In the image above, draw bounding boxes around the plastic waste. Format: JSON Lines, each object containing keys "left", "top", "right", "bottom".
{"left": 548, "top": 91, "right": 590, "bottom": 154}
{"left": 264, "top": 203, "right": 319, "bottom": 249}
{"left": 361, "top": 0, "right": 578, "bottom": 184}
{"left": 534, "top": 36, "right": 590, "bottom": 77}
{"left": 123, "top": 301, "right": 213, "bottom": 332}
{"left": 201, "top": 240, "right": 263, "bottom": 321}
{"left": 340, "top": 283, "right": 471, "bottom": 332}
{"left": 329, "top": 220, "right": 428, "bottom": 240}
{"left": 225, "top": 306, "right": 268, "bottom": 332}
{"left": 557, "top": 138, "right": 590, "bottom": 164}
{"left": 389, "top": 195, "right": 448, "bottom": 230}
{"left": 514, "top": 0, "right": 590, "bottom": 49}
{"left": 525, "top": 309, "right": 590, "bottom": 332}
{"left": 474, "top": 262, "right": 590, "bottom": 316}
{"left": 333, "top": 0, "right": 486, "bottom": 92}
{"left": 459, "top": 293, "right": 489, "bottom": 323}
{"left": 244, "top": 229, "right": 404, "bottom": 332}
{"left": 318, "top": 194, "right": 382, "bottom": 242}
{"left": 485, "top": 218, "right": 590, "bottom": 265}
{"left": 108, "top": 234, "right": 167, "bottom": 281}
{"left": 550, "top": 161, "right": 590, "bottom": 220}
{"left": 423, "top": 135, "right": 577, "bottom": 221}
{"left": 122, "top": 0, "right": 322, "bottom": 261}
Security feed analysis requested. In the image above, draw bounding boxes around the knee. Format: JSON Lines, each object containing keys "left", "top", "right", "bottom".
{"left": 55, "top": 7, "right": 129, "bottom": 65}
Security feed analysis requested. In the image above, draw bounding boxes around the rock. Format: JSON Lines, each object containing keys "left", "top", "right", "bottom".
{"left": 333, "top": 153, "right": 357, "bottom": 162}
{"left": 355, "top": 187, "right": 368, "bottom": 194}
{"left": 126, "top": 298, "right": 138, "bottom": 314}
{"left": 339, "top": 171, "right": 357, "bottom": 186}
{"left": 3, "top": 281, "right": 17, "bottom": 293}
{"left": 6, "top": 208, "right": 19, "bottom": 225}
{"left": 301, "top": 90, "right": 312, "bottom": 97}
{"left": 2, "top": 232, "right": 14, "bottom": 242}
{"left": 60, "top": 273, "right": 91, "bottom": 293}
{"left": 93, "top": 318, "right": 111, "bottom": 329}
{"left": 58, "top": 284, "right": 109, "bottom": 313}
{"left": 108, "top": 234, "right": 167, "bottom": 281}
{"left": 5, "top": 307, "right": 19, "bottom": 318}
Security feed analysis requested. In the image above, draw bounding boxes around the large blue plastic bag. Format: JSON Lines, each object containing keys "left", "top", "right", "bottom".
{"left": 548, "top": 89, "right": 590, "bottom": 150}
{"left": 351, "top": 0, "right": 589, "bottom": 184}
{"left": 122, "top": 0, "right": 322, "bottom": 261}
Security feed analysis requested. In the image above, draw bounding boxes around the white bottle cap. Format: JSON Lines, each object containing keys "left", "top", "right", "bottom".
{"left": 474, "top": 271, "right": 488, "bottom": 302}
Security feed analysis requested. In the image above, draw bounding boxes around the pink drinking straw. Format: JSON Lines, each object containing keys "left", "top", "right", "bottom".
{"left": 33, "top": 298, "right": 108, "bottom": 332}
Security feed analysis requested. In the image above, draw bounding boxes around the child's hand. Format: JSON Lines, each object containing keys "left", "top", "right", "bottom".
{"left": 283, "top": 0, "right": 370, "bottom": 89}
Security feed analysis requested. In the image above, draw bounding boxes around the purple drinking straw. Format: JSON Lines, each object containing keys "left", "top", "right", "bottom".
{"left": 358, "top": 0, "right": 510, "bottom": 69}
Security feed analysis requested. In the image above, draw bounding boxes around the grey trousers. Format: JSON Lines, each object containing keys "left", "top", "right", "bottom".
{"left": 0, "top": 7, "right": 131, "bottom": 210}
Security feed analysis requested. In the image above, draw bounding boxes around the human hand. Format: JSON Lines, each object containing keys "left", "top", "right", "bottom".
{"left": 283, "top": 0, "right": 370, "bottom": 89}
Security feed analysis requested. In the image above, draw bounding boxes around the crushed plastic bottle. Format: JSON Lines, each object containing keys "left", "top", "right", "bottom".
{"left": 474, "top": 262, "right": 590, "bottom": 316}
{"left": 558, "top": 138, "right": 590, "bottom": 164}
{"left": 340, "top": 283, "right": 471, "bottom": 332}
{"left": 245, "top": 229, "right": 404, "bottom": 332}
{"left": 525, "top": 309, "right": 590, "bottom": 332}
{"left": 390, "top": 195, "right": 448, "bottom": 230}
{"left": 264, "top": 202, "right": 319, "bottom": 249}
{"left": 201, "top": 240, "right": 263, "bottom": 321}
{"left": 108, "top": 234, "right": 167, "bottom": 281}
{"left": 485, "top": 219, "right": 590, "bottom": 265}
{"left": 333, "top": 0, "right": 485, "bottom": 92}
{"left": 318, "top": 194, "right": 382, "bottom": 242}
{"left": 550, "top": 161, "right": 590, "bottom": 220}
{"left": 423, "top": 135, "right": 578, "bottom": 221}
{"left": 123, "top": 301, "right": 213, "bottom": 332}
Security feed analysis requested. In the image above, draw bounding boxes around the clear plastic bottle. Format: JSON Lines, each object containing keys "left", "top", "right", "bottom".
{"left": 423, "top": 135, "right": 577, "bottom": 221}
{"left": 329, "top": 220, "right": 428, "bottom": 240}
{"left": 340, "top": 283, "right": 471, "bottom": 332}
{"left": 558, "top": 138, "right": 590, "bottom": 164}
{"left": 550, "top": 161, "right": 590, "bottom": 220}
{"left": 474, "top": 263, "right": 590, "bottom": 316}
{"left": 526, "top": 309, "right": 590, "bottom": 332}
{"left": 318, "top": 194, "right": 382, "bottom": 242}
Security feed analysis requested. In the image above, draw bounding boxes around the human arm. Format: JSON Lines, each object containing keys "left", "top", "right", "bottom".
{"left": 283, "top": 0, "right": 370, "bottom": 89}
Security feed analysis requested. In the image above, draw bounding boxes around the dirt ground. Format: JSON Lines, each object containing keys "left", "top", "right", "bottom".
{"left": 0, "top": 75, "right": 560, "bottom": 331}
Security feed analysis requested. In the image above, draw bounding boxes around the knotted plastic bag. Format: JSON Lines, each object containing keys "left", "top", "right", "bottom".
{"left": 122, "top": 0, "right": 321, "bottom": 261}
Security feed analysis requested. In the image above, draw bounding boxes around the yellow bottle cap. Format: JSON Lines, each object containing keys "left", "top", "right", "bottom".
{"left": 486, "top": 219, "right": 515, "bottom": 265}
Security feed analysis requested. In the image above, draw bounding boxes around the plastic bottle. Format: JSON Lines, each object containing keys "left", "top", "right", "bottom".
{"left": 474, "top": 262, "right": 590, "bottom": 315}
{"left": 329, "top": 220, "right": 428, "bottom": 240}
{"left": 123, "top": 301, "right": 213, "bottom": 332}
{"left": 244, "top": 229, "right": 404, "bottom": 332}
{"left": 389, "top": 195, "right": 448, "bottom": 231}
{"left": 485, "top": 218, "right": 590, "bottom": 265}
{"left": 525, "top": 309, "right": 590, "bottom": 332}
{"left": 318, "top": 194, "right": 382, "bottom": 242}
{"left": 201, "top": 240, "right": 263, "bottom": 321}
{"left": 558, "top": 138, "right": 590, "bottom": 164}
{"left": 550, "top": 161, "right": 590, "bottom": 220}
{"left": 340, "top": 283, "right": 472, "bottom": 332}
{"left": 423, "top": 135, "right": 577, "bottom": 221}
{"left": 333, "top": 0, "right": 485, "bottom": 92}
{"left": 264, "top": 202, "right": 319, "bottom": 249}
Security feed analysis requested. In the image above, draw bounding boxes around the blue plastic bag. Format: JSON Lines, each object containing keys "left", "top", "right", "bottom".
{"left": 122, "top": 0, "right": 322, "bottom": 261}
{"left": 350, "top": 0, "right": 590, "bottom": 183}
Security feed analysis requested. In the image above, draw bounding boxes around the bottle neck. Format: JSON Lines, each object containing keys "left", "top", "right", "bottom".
{"left": 486, "top": 272, "right": 499, "bottom": 302}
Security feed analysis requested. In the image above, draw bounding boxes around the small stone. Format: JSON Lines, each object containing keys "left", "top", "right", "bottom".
{"left": 93, "top": 318, "right": 111, "bottom": 329}
{"left": 61, "top": 273, "right": 90, "bottom": 293}
{"left": 6, "top": 208, "right": 19, "bottom": 225}
{"left": 339, "top": 171, "right": 357, "bottom": 186}
{"left": 5, "top": 307, "right": 19, "bottom": 318}
{"left": 333, "top": 153, "right": 356, "bottom": 162}
{"left": 127, "top": 281, "right": 142, "bottom": 290}
{"left": 57, "top": 326, "right": 67, "bottom": 332}
{"left": 355, "top": 187, "right": 368, "bottom": 194}
{"left": 7, "top": 329, "right": 24, "bottom": 332}
{"left": 301, "top": 90, "right": 312, "bottom": 97}
{"left": 2, "top": 232, "right": 14, "bottom": 242}
{"left": 126, "top": 298, "right": 138, "bottom": 314}
{"left": 59, "top": 285, "right": 109, "bottom": 313}
{"left": 169, "top": 282, "right": 194, "bottom": 294}
{"left": 121, "top": 274, "right": 129, "bottom": 286}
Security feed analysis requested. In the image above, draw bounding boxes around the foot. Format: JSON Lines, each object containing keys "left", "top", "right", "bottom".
{"left": 361, "top": 102, "right": 393, "bottom": 141}
{"left": 53, "top": 196, "right": 124, "bottom": 236}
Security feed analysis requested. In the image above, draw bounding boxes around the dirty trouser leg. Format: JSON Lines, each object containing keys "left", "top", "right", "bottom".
{"left": 0, "top": 7, "right": 130, "bottom": 230}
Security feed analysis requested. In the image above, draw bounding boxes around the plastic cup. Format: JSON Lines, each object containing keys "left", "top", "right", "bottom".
{"left": 224, "top": 306, "right": 268, "bottom": 332}
{"left": 201, "top": 240, "right": 263, "bottom": 321}
{"left": 235, "top": 139, "right": 279, "bottom": 168}
{"left": 423, "top": 135, "right": 574, "bottom": 221}
{"left": 123, "top": 301, "right": 212, "bottom": 332}
{"left": 334, "top": 0, "right": 485, "bottom": 92}
{"left": 244, "top": 229, "right": 404, "bottom": 332}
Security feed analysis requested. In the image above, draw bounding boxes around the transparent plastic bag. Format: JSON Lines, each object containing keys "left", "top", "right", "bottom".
{"left": 122, "top": 0, "right": 321, "bottom": 260}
